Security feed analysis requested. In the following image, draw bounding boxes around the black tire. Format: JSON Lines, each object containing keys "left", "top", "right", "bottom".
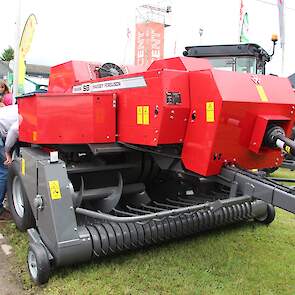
{"left": 255, "top": 204, "right": 276, "bottom": 225}
{"left": 27, "top": 243, "right": 50, "bottom": 285}
{"left": 7, "top": 160, "right": 35, "bottom": 231}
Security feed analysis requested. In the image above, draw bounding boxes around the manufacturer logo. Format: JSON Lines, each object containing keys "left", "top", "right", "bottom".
{"left": 251, "top": 75, "right": 261, "bottom": 85}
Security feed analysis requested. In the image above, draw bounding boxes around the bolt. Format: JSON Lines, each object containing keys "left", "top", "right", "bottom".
{"left": 253, "top": 142, "right": 256, "bottom": 145}
{"left": 70, "top": 206, "right": 73, "bottom": 210}
{"left": 184, "top": 118, "right": 187, "bottom": 121}
{"left": 291, "top": 111, "right": 294, "bottom": 114}
{"left": 62, "top": 164, "right": 66, "bottom": 168}
{"left": 170, "top": 116, "right": 174, "bottom": 119}
{"left": 171, "top": 110, "right": 175, "bottom": 114}
{"left": 74, "top": 227, "right": 77, "bottom": 231}
{"left": 179, "top": 138, "right": 183, "bottom": 142}
{"left": 66, "top": 184, "right": 70, "bottom": 189}
{"left": 292, "top": 106, "right": 295, "bottom": 109}
{"left": 155, "top": 130, "right": 159, "bottom": 134}
{"left": 153, "top": 138, "right": 157, "bottom": 141}
{"left": 106, "top": 135, "right": 110, "bottom": 139}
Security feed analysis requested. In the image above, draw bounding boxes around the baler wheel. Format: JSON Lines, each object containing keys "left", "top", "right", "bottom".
{"left": 254, "top": 204, "right": 276, "bottom": 225}
{"left": 7, "top": 161, "right": 35, "bottom": 231}
{"left": 27, "top": 243, "right": 50, "bottom": 285}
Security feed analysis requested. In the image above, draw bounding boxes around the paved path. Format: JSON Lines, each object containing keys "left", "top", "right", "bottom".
{"left": 0, "top": 228, "right": 25, "bottom": 295}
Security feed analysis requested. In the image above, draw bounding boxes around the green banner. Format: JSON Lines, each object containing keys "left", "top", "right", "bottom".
{"left": 240, "top": 12, "right": 249, "bottom": 43}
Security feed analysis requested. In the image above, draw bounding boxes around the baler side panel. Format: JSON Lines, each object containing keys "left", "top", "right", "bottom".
{"left": 212, "top": 102, "right": 293, "bottom": 170}
{"left": 18, "top": 93, "right": 116, "bottom": 144}
{"left": 117, "top": 70, "right": 190, "bottom": 145}
{"left": 213, "top": 70, "right": 295, "bottom": 103}
{"left": 182, "top": 69, "right": 295, "bottom": 177}
{"left": 19, "top": 95, "right": 38, "bottom": 143}
{"left": 182, "top": 70, "right": 223, "bottom": 176}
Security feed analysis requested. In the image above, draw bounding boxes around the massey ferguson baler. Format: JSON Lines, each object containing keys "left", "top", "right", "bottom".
{"left": 8, "top": 57, "right": 295, "bottom": 284}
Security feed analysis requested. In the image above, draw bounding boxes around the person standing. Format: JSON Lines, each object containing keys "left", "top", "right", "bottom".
{"left": 0, "top": 80, "right": 13, "bottom": 106}
{"left": 0, "top": 104, "right": 19, "bottom": 220}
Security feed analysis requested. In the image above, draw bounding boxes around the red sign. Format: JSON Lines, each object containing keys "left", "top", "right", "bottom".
{"left": 135, "top": 22, "right": 164, "bottom": 66}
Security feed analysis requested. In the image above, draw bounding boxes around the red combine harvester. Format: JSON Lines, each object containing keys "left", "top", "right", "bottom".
{"left": 8, "top": 57, "right": 295, "bottom": 284}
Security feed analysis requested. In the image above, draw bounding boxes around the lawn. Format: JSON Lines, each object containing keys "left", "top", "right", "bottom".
{"left": 1, "top": 169, "right": 295, "bottom": 295}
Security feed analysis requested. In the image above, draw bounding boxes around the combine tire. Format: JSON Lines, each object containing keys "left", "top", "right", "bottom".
{"left": 7, "top": 160, "right": 35, "bottom": 231}
{"left": 27, "top": 243, "right": 50, "bottom": 285}
{"left": 255, "top": 204, "right": 276, "bottom": 225}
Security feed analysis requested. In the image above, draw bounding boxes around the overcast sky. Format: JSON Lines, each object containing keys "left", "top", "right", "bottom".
{"left": 1, "top": 0, "right": 295, "bottom": 76}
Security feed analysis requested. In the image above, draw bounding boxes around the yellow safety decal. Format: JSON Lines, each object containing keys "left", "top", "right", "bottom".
{"left": 32, "top": 131, "right": 37, "bottom": 141}
{"left": 285, "top": 145, "right": 291, "bottom": 154}
{"left": 206, "top": 102, "right": 215, "bottom": 123}
{"left": 48, "top": 180, "right": 62, "bottom": 200}
{"left": 137, "top": 106, "right": 143, "bottom": 124}
{"left": 21, "top": 158, "right": 25, "bottom": 176}
{"left": 143, "top": 106, "right": 150, "bottom": 125}
{"left": 256, "top": 85, "right": 268, "bottom": 102}
{"left": 137, "top": 106, "right": 150, "bottom": 125}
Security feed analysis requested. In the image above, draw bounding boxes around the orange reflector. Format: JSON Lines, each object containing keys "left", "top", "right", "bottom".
{"left": 32, "top": 131, "right": 37, "bottom": 141}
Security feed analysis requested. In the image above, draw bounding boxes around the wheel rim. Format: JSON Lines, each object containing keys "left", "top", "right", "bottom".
{"left": 12, "top": 176, "right": 24, "bottom": 218}
{"left": 28, "top": 250, "right": 38, "bottom": 280}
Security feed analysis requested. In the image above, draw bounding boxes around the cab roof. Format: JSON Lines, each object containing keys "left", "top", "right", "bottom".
{"left": 183, "top": 43, "right": 270, "bottom": 62}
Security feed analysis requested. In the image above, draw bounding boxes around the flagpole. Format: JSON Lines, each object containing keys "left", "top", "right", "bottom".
{"left": 13, "top": 0, "right": 21, "bottom": 102}
{"left": 281, "top": 0, "right": 285, "bottom": 76}
{"left": 281, "top": 46, "right": 285, "bottom": 75}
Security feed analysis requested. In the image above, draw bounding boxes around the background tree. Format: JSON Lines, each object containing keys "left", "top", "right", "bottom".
{"left": 1, "top": 46, "right": 14, "bottom": 62}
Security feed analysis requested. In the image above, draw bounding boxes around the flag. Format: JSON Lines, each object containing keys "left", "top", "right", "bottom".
{"left": 18, "top": 14, "right": 37, "bottom": 95}
{"left": 239, "top": 0, "right": 244, "bottom": 23}
{"left": 240, "top": 12, "right": 249, "bottom": 43}
{"left": 239, "top": 0, "right": 249, "bottom": 43}
{"left": 277, "top": 0, "right": 285, "bottom": 48}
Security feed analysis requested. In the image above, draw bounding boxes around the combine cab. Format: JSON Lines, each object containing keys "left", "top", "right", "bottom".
{"left": 8, "top": 55, "right": 295, "bottom": 284}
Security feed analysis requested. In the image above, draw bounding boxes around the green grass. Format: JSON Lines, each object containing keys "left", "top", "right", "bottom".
{"left": 1, "top": 169, "right": 295, "bottom": 295}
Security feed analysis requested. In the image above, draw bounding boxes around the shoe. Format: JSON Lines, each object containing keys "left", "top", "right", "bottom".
{"left": 0, "top": 208, "right": 11, "bottom": 221}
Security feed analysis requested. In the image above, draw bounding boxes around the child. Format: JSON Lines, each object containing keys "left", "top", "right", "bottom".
{"left": 0, "top": 80, "right": 12, "bottom": 106}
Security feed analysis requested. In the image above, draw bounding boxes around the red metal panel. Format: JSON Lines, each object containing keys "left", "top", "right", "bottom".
{"left": 182, "top": 68, "right": 295, "bottom": 176}
{"left": 181, "top": 70, "right": 222, "bottom": 176}
{"left": 249, "top": 115, "right": 290, "bottom": 153}
{"left": 18, "top": 93, "right": 116, "bottom": 144}
{"left": 48, "top": 61, "right": 98, "bottom": 93}
{"left": 213, "top": 70, "right": 295, "bottom": 103}
{"left": 117, "top": 69, "right": 190, "bottom": 145}
{"left": 148, "top": 56, "right": 211, "bottom": 72}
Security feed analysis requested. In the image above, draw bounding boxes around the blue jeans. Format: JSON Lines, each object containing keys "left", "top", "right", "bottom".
{"left": 0, "top": 139, "right": 8, "bottom": 209}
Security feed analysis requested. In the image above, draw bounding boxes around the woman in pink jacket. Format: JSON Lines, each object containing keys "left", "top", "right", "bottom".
{"left": 0, "top": 80, "right": 12, "bottom": 106}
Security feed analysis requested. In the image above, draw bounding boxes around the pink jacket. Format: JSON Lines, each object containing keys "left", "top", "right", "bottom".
{"left": 3, "top": 93, "right": 12, "bottom": 106}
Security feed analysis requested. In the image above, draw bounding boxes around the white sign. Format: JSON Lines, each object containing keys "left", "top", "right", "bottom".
{"left": 72, "top": 76, "right": 147, "bottom": 94}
